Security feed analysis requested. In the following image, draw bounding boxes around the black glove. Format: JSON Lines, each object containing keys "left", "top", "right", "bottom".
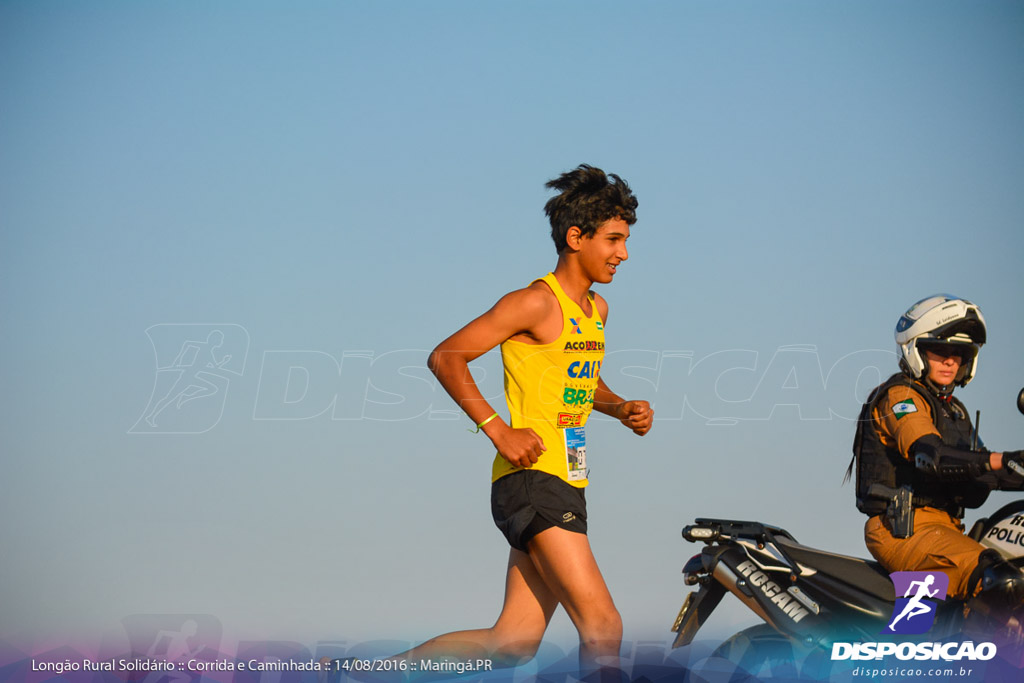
{"left": 1002, "top": 450, "right": 1024, "bottom": 478}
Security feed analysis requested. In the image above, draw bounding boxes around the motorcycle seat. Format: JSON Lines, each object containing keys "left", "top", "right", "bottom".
{"left": 775, "top": 536, "right": 895, "bottom": 601}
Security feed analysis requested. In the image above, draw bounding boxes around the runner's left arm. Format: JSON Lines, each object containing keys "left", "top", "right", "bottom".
{"left": 593, "top": 378, "right": 653, "bottom": 436}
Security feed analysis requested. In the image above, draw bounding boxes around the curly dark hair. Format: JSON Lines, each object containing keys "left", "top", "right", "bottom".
{"left": 544, "top": 164, "right": 638, "bottom": 253}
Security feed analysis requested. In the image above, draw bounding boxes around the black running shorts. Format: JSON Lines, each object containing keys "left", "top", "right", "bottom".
{"left": 491, "top": 470, "right": 588, "bottom": 552}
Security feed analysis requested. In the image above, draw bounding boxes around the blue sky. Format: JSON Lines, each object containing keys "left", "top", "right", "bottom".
{"left": 2, "top": 0, "right": 1023, "bottom": 663}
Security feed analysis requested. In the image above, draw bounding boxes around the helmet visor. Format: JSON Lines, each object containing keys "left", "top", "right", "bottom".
{"left": 917, "top": 340, "right": 977, "bottom": 364}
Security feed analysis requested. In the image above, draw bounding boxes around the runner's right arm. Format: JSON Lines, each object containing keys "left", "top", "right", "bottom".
{"left": 428, "top": 287, "right": 552, "bottom": 469}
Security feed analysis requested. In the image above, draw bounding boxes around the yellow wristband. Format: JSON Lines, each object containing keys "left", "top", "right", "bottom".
{"left": 468, "top": 412, "right": 499, "bottom": 434}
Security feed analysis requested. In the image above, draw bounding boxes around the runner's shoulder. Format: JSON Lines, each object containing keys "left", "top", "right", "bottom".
{"left": 492, "top": 284, "right": 558, "bottom": 325}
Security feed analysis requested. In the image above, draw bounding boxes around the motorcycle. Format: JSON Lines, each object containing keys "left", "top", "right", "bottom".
{"left": 669, "top": 390, "right": 1024, "bottom": 678}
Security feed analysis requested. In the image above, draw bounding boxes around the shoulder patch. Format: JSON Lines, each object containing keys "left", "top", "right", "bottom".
{"left": 892, "top": 399, "right": 918, "bottom": 419}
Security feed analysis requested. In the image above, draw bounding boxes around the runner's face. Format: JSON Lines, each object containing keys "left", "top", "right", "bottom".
{"left": 579, "top": 217, "right": 630, "bottom": 284}
{"left": 924, "top": 348, "right": 962, "bottom": 386}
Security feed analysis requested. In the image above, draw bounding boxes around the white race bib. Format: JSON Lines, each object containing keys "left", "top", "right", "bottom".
{"left": 565, "top": 426, "right": 587, "bottom": 481}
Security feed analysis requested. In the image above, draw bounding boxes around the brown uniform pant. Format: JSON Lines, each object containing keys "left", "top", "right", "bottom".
{"left": 864, "top": 506, "right": 985, "bottom": 600}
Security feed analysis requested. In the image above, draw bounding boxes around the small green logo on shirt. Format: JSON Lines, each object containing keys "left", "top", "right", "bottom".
{"left": 893, "top": 399, "right": 918, "bottom": 419}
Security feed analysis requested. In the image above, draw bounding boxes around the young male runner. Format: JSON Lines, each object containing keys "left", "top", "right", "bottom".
{"left": 397, "top": 164, "right": 653, "bottom": 679}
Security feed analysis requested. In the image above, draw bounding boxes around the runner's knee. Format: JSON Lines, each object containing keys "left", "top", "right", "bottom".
{"left": 578, "top": 607, "right": 622, "bottom": 645}
{"left": 490, "top": 616, "right": 548, "bottom": 664}
{"left": 493, "top": 638, "right": 543, "bottom": 664}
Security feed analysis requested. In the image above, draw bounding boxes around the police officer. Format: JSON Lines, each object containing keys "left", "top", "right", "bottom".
{"left": 849, "top": 295, "right": 1024, "bottom": 628}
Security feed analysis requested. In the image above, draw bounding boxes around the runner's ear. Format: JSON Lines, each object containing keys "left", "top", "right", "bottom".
{"left": 566, "top": 226, "right": 582, "bottom": 249}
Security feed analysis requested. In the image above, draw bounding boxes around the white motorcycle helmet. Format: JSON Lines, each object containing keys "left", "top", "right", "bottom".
{"left": 895, "top": 294, "right": 987, "bottom": 387}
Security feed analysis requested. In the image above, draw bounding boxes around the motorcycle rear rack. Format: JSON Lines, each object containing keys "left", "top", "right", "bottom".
{"left": 683, "top": 518, "right": 797, "bottom": 545}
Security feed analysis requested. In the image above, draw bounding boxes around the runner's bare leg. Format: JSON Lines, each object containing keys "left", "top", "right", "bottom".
{"left": 391, "top": 548, "right": 558, "bottom": 667}
{"left": 390, "top": 528, "right": 620, "bottom": 680}
{"left": 526, "top": 526, "right": 623, "bottom": 681}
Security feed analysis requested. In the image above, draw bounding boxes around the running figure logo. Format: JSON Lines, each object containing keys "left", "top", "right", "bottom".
{"left": 883, "top": 571, "right": 950, "bottom": 635}
{"left": 130, "top": 324, "right": 249, "bottom": 434}
{"left": 118, "top": 613, "right": 222, "bottom": 683}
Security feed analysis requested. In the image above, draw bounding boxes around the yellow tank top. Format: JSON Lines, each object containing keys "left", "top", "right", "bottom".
{"left": 491, "top": 273, "right": 605, "bottom": 488}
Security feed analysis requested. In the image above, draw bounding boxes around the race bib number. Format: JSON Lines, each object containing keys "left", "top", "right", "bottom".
{"left": 565, "top": 426, "right": 587, "bottom": 481}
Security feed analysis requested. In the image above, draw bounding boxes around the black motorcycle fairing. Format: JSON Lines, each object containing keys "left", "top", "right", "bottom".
{"left": 773, "top": 536, "right": 894, "bottom": 602}
{"left": 701, "top": 544, "right": 837, "bottom": 648}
